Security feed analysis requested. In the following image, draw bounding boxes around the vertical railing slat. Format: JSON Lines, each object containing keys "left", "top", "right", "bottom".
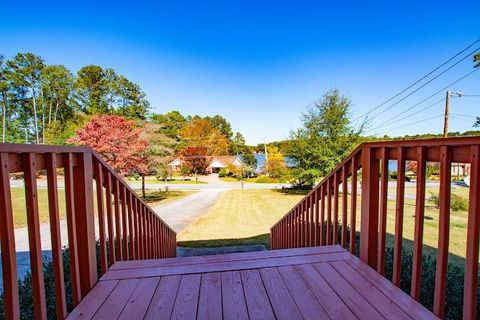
{"left": 94, "top": 161, "right": 108, "bottom": 274}
{"left": 360, "top": 147, "right": 379, "bottom": 268}
{"left": 326, "top": 178, "right": 332, "bottom": 245}
{"left": 104, "top": 170, "right": 116, "bottom": 265}
{"left": 23, "top": 153, "right": 47, "bottom": 319}
{"left": 64, "top": 153, "right": 81, "bottom": 305}
{"left": 433, "top": 146, "right": 452, "bottom": 317}
{"left": 411, "top": 146, "right": 426, "bottom": 300}
{"left": 113, "top": 179, "right": 122, "bottom": 260}
{"left": 341, "top": 165, "right": 348, "bottom": 247}
{"left": 127, "top": 192, "right": 135, "bottom": 260}
{"left": 121, "top": 185, "right": 128, "bottom": 260}
{"left": 350, "top": 154, "right": 358, "bottom": 254}
{"left": 393, "top": 147, "right": 406, "bottom": 286}
{"left": 378, "top": 147, "right": 389, "bottom": 274}
{"left": 320, "top": 184, "right": 325, "bottom": 246}
{"left": 45, "top": 153, "right": 67, "bottom": 319}
{"left": 333, "top": 172, "right": 339, "bottom": 245}
{"left": 315, "top": 188, "right": 320, "bottom": 246}
{"left": 463, "top": 145, "right": 480, "bottom": 319}
{"left": 0, "top": 153, "right": 20, "bottom": 319}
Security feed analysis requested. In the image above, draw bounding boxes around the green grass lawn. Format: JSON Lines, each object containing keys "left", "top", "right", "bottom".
{"left": 10, "top": 186, "right": 189, "bottom": 228}
{"left": 177, "top": 187, "right": 471, "bottom": 267}
{"left": 178, "top": 189, "right": 304, "bottom": 244}
{"left": 219, "top": 176, "right": 288, "bottom": 183}
{"left": 127, "top": 177, "right": 207, "bottom": 184}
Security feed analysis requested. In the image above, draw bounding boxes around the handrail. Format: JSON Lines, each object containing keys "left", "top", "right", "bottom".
{"left": 0, "top": 144, "right": 176, "bottom": 320}
{"left": 270, "top": 136, "right": 480, "bottom": 319}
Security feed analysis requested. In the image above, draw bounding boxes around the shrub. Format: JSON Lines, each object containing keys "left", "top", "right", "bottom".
{"left": 218, "top": 168, "right": 228, "bottom": 177}
{"left": 429, "top": 192, "right": 468, "bottom": 211}
{"left": 255, "top": 175, "right": 277, "bottom": 183}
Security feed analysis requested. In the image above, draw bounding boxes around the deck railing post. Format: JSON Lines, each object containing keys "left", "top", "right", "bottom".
{"left": 73, "top": 151, "right": 98, "bottom": 296}
{"left": 360, "top": 146, "right": 379, "bottom": 268}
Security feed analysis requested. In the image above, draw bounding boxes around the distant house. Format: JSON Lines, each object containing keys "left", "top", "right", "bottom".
{"left": 168, "top": 155, "right": 244, "bottom": 174}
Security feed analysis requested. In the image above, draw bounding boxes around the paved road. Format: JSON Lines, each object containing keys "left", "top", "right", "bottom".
{"left": 153, "top": 189, "right": 223, "bottom": 233}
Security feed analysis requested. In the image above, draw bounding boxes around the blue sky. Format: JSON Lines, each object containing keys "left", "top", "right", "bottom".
{"left": 1, "top": 1, "right": 479, "bottom": 144}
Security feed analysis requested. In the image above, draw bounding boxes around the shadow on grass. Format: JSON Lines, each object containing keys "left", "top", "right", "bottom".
{"left": 272, "top": 188, "right": 311, "bottom": 195}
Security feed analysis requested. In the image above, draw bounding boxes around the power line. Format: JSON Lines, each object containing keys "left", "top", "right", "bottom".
{"left": 361, "top": 47, "right": 480, "bottom": 123}
{"left": 366, "top": 68, "right": 479, "bottom": 133}
{"left": 352, "top": 38, "right": 480, "bottom": 122}
{"left": 451, "top": 113, "right": 478, "bottom": 118}
{"left": 364, "top": 98, "right": 444, "bottom": 132}
{"left": 380, "top": 114, "right": 444, "bottom": 135}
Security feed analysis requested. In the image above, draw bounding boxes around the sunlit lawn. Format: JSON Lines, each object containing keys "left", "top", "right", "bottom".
{"left": 178, "top": 189, "right": 304, "bottom": 244}
{"left": 178, "top": 186, "right": 470, "bottom": 267}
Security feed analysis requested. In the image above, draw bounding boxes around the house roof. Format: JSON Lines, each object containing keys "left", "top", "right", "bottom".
{"left": 169, "top": 155, "right": 243, "bottom": 167}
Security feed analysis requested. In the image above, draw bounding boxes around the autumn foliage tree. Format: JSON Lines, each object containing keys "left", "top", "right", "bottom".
{"left": 179, "top": 117, "right": 229, "bottom": 155}
{"left": 68, "top": 115, "right": 148, "bottom": 176}
{"left": 181, "top": 146, "right": 208, "bottom": 174}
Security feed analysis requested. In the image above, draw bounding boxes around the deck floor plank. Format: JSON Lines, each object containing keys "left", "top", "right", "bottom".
{"left": 346, "top": 258, "right": 438, "bottom": 320}
{"left": 259, "top": 267, "right": 304, "bottom": 320}
{"left": 144, "top": 275, "right": 181, "bottom": 320}
{"left": 171, "top": 274, "right": 201, "bottom": 320}
{"left": 197, "top": 272, "right": 222, "bottom": 319}
{"left": 117, "top": 277, "right": 160, "bottom": 320}
{"left": 92, "top": 279, "right": 139, "bottom": 320}
{"left": 241, "top": 269, "right": 276, "bottom": 319}
{"left": 313, "top": 262, "right": 384, "bottom": 320}
{"left": 221, "top": 271, "right": 249, "bottom": 320}
{"left": 101, "top": 251, "right": 351, "bottom": 280}
{"left": 66, "top": 280, "right": 119, "bottom": 319}
{"left": 277, "top": 265, "right": 331, "bottom": 319}
{"left": 69, "top": 246, "right": 436, "bottom": 320}
{"left": 294, "top": 263, "right": 357, "bottom": 319}
{"left": 331, "top": 260, "right": 411, "bottom": 320}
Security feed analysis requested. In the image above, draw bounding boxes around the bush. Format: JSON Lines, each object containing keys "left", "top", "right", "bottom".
{"left": 429, "top": 192, "right": 468, "bottom": 211}
{"left": 218, "top": 168, "right": 228, "bottom": 177}
{"left": 255, "top": 175, "right": 277, "bottom": 183}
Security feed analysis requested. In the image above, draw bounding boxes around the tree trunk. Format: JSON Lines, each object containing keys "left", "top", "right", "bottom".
{"left": 31, "top": 88, "right": 39, "bottom": 144}
{"left": 1, "top": 93, "right": 7, "bottom": 143}
{"left": 54, "top": 101, "right": 59, "bottom": 123}
{"left": 41, "top": 86, "right": 45, "bottom": 143}
{"left": 141, "top": 175, "right": 146, "bottom": 198}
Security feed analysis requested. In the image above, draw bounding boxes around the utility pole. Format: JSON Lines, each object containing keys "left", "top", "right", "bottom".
{"left": 443, "top": 90, "right": 450, "bottom": 138}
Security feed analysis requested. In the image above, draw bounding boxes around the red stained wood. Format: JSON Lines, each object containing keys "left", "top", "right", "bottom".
{"left": 433, "top": 146, "right": 452, "bottom": 317}
{"left": 347, "top": 257, "right": 437, "bottom": 319}
{"left": 67, "top": 280, "right": 119, "bottom": 319}
{"left": 171, "top": 274, "right": 201, "bottom": 320}
{"left": 0, "top": 153, "right": 20, "bottom": 319}
{"left": 277, "top": 265, "right": 330, "bottom": 319}
{"left": 331, "top": 260, "right": 410, "bottom": 319}
{"left": 360, "top": 147, "right": 379, "bottom": 268}
{"left": 326, "top": 178, "right": 332, "bottom": 245}
{"left": 241, "top": 269, "right": 275, "bottom": 319}
{"left": 197, "top": 272, "right": 222, "bottom": 319}
{"left": 259, "top": 267, "right": 303, "bottom": 320}
{"left": 92, "top": 279, "right": 139, "bottom": 320}
{"left": 320, "top": 184, "right": 325, "bottom": 245}
{"left": 113, "top": 179, "right": 122, "bottom": 261}
{"left": 411, "top": 146, "right": 426, "bottom": 300}
{"left": 341, "top": 165, "right": 348, "bottom": 247}
{"left": 333, "top": 172, "right": 339, "bottom": 245}
{"left": 46, "top": 153, "right": 67, "bottom": 319}
{"left": 23, "top": 152, "right": 47, "bottom": 319}
{"left": 104, "top": 170, "right": 116, "bottom": 266}
{"left": 221, "top": 271, "right": 249, "bottom": 320}
{"left": 349, "top": 155, "right": 358, "bottom": 253}
{"left": 64, "top": 153, "right": 82, "bottom": 305}
{"left": 378, "top": 147, "right": 389, "bottom": 275}
{"left": 118, "top": 277, "right": 160, "bottom": 320}
{"left": 145, "top": 275, "right": 181, "bottom": 319}
{"left": 94, "top": 160, "right": 108, "bottom": 274}
{"left": 314, "top": 262, "right": 383, "bottom": 319}
{"left": 463, "top": 145, "right": 480, "bottom": 320}
{"left": 393, "top": 147, "right": 406, "bottom": 286}
{"left": 315, "top": 187, "right": 320, "bottom": 246}
{"left": 127, "top": 192, "right": 135, "bottom": 260}
{"left": 72, "top": 151, "right": 98, "bottom": 297}
{"left": 121, "top": 185, "right": 128, "bottom": 260}
{"left": 294, "top": 264, "right": 354, "bottom": 319}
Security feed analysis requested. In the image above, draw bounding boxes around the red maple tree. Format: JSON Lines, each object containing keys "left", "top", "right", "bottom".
{"left": 69, "top": 115, "right": 148, "bottom": 176}
{"left": 181, "top": 146, "right": 208, "bottom": 174}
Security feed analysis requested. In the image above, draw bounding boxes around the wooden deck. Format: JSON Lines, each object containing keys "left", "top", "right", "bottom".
{"left": 67, "top": 246, "right": 436, "bottom": 319}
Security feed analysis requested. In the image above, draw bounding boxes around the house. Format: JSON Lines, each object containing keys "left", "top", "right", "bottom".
{"left": 168, "top": 155, "right": 244, "bottom": 174}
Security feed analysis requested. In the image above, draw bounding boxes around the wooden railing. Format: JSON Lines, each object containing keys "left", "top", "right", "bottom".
{"left": 271, "top": 137, "right": 480, "bottom": 319}
{"left": 0, "top": 144, "right": 176, "bottom": 320}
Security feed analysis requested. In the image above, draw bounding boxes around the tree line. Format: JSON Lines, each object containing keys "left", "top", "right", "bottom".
{"left": 0, "top": 52, "right": 149, "bottom": 144}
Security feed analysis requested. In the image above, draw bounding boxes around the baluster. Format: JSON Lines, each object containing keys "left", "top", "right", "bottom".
{"left": 393, "top": 147, "right": 406, "bottom": 286}
{"left": 94, "top": 160, "right": 108, "bottom": 273}
{"left": 378, "top": 148, "right": 389, "bottom": 274}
